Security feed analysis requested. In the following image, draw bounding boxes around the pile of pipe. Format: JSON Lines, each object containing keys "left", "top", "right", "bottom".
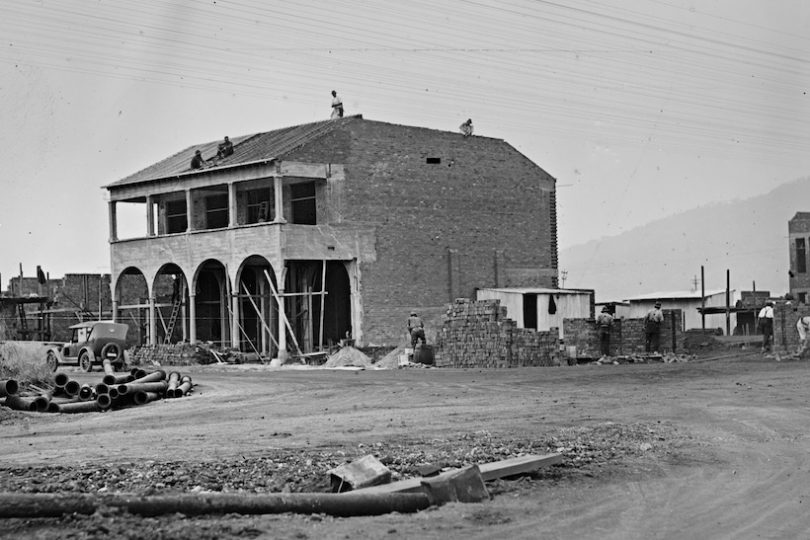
{"left": 0, "top": 360, "right": 193, "bottom": 414}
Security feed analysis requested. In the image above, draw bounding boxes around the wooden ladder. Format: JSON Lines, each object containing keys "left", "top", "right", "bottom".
{"left": 163, "top": 298, "right": 182, "bottom": 345}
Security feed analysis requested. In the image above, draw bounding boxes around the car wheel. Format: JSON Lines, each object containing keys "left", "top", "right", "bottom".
{"left": 46, "top": 350, "right": 59, "bottom": 372}
{"left": 79, "top": 351, "right": 94, "bottom": 372}
{"left": 101, "top": 343, "right": 122, "bottom": 364}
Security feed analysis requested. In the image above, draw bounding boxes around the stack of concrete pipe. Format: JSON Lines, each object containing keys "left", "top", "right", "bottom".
{"left": 0, "top": 367, "right": 193, "bottom": 415}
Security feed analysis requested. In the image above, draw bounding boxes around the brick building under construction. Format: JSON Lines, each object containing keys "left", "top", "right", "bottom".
{"left": 104, "top": 116, "right": 558, "bottom": 359}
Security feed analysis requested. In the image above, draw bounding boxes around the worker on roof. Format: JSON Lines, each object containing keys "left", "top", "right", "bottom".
{"left": 459, "top": 118, "right": 473, "bottom": 137}
{"left": 190, "top": 149, "right": 205, "bottom": 170}
{"left": 644, "top": 301, "right": 664, "bottom": 354}
{"left": 407, "top": 311, "right": 426, "bottom": 349}
{"left": 330, "top": 90, "right": 344, "bottom": 119}
{"left": 217, "top": 136, "right": 233, "bottom": 159}
{"left": 596, "top": 306, "right": 614, "bottom": 358}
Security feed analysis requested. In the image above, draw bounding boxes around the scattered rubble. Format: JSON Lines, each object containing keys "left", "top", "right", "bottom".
{"left": 324, "top": 346, "right": 372, "bottom": 368}
{"left": 593, "top": 352, "right": 696, "bottom": 365}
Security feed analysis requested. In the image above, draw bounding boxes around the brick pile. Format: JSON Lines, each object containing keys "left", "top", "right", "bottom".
{"left": 434, "top": 299, "right": 560, "bottom": 368}
{"left": 129, "top": 343, "right": 217, "bottom": 366}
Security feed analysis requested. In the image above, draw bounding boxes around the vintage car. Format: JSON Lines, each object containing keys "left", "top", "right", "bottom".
{"left": 45, "top": 321, "right": 128, "bottom": 372}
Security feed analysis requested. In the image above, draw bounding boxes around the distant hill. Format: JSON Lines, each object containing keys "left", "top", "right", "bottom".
{"left": 560, "top": 176, "right": 810, "bottom": 302}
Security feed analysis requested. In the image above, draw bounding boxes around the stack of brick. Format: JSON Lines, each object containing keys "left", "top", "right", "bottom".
{"left": 563, "top": 309, "right": 685, "bottom": 357}
{"left": 129, "top": 343, "right": 216, "bottom": 366}
{"left": 434, "top": 299, "right": 560, "bottom": 368}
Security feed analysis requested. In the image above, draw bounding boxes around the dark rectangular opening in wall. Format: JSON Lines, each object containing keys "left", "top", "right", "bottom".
{"left": 166, "top": 199, "right": 187, "bottom": 233}
{"left": 426, "top": 157, "right": 441, "bottom": 164}
{"left": 205, "top": 194, "right": 229, "bottom": 229}
{"left": 290, "top": 182, "right": 316, "bottom": 225}
{"left": 523, "top": 294, "right": 537, "bottom": 329}
{"left": 797, "top": 238, "right": 807, "bottom": 273}
{"left": 247, "top": 187, "right": 273, "bottom": 223}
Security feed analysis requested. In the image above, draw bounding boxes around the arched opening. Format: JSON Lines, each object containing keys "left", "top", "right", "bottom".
{"left": 115, "top": 267, "right": 149, "bottom": 347}
{"left": 193, "top": 260, "right": 229, "bottom": 346}
{"left": 235, "top": 256, "right": 278, "bottom": 356}
{"left": 153, "top": 263, "right": 188, "bottom": 344}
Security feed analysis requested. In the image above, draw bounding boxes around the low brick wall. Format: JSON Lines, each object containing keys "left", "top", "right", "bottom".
{"left": 563, "top": 309, "right": 685, "bottom": 357}
{"left": 434, "top": 299, "right": 560, "bottom": 368}
{"left": 130, "top": 343, "right": 217, "bottom": 366}
{"left": 773, "top": 303, "right": 810, "bottom": 353}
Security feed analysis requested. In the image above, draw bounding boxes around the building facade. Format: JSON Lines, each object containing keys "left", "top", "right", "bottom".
{"left": 105, "top": 116, "right": 557, "bottom": 356}
{"left": 789, "top": 212, "right": 810, "bottom": 304}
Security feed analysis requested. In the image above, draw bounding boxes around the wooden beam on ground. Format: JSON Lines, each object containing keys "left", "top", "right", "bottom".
{"left": 351, "top": 453, "right": 562, "bottom": 495}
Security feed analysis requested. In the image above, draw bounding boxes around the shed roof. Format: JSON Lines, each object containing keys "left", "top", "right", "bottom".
{"left": 622, "top": 289, "right": 729, "bottom": 302}
{"left": 479, "top": 287, "right": 593, "bottom": 296}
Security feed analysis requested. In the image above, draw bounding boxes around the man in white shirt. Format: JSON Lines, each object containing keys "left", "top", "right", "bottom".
{"left": 330, "top": 90, "right": 344, "bottom": 119}
{"left": 796, "top": 315, "right": 810, "bottom": 356}
{"left": 758, "top": 301, "right": 774, "bottom": 353}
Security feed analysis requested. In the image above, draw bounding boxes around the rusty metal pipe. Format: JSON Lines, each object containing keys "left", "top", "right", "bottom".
{"left": 131, "top": 370, "right": 166, "bottom": 384}
{"left": 4, "top": 394, "right": 38, "bottom": 411}
{"left": 118, "top": 381, "right": 168, "bottom": 395}
{"left": 0, "top": 379, "right": 19, "bottom": 397}
{"left": 175, "top": 375, "right": 193, "bottom": 397}
{"left": 94, "top": 383, "right": 109, "bottom": 395}
{"left": 78, "top": 384, "right": 93, "bottom": 401}
{"left": 54, "top": 373, "right": 69, "bottom": 388}
{"left": 96, "top": 393, "right": 112, "bottom": 410}
{"left": 0, "top": 492, "right": 432, "bottom": 518}
{"left": 133, "top": 391, "right": 160, "bottom": 406}
{"left": 103, "top": 373, "right": 133, "bottom": 385}
{"left": 130, "top": 368, "right": 147, "bottom": 380}
{"left": 103, "top": 358, "right": 115, "bottom": 376}
{"left": 64, "top": 380, "right": 81, "bottom": 397}
{"left": 57, "top": 401, "right": 101, "bottom": 414}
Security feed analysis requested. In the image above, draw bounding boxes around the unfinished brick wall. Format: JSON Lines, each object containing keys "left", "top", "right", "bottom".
{"left": 285, "top": 119, "right": 558, "bottom": 345}
{"left": 563, "top": 310, "right": 685, "bottom": 357}
{"left": 434, "top": 299, "right": 560, "bottom": 368}
{"left": 773, "top": 303, "right": 810, "bottom": 353}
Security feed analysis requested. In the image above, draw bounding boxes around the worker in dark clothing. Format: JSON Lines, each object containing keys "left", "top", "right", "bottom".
{"left": 190, "top": 149, "right": 205, "bottom": 169}
{"left": 217, "top": 136, "right": 233, "bottom": 159}
{"left": 644, "top": 302, "right": 664, "bottom": 353}
{"left": 459, "top": 118, "right": 474, "bottom": 136}
{"left": 171, "top": 275, "right": 181, "bottom": 304}
{"left": 758, "top": 301, "right": 775, "bottom": 353}
{"left": 596, "top": 306, "right": 613, "bottom": 357}
{"left": 407, "top": 311, "right": 426, "bottom": 348}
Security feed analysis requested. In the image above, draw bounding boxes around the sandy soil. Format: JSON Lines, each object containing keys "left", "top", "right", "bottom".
{"left": 2, "top": 352, "right": 810, "bottom": 539}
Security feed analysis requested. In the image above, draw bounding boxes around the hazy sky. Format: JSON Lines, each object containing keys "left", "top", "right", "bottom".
{"left": 1, "top": 0, "right": 808, "bottom": 288}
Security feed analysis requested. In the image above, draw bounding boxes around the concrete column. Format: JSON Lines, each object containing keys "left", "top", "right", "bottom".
{"left": 188, "top": 293, "right": 197, "bottom": 344}
{"left": 108, "top": 201, "right": 118, "bottom": 242}
{"left": 228, "top": 183, "right": 237, "bottom": 227}
{"left": 273, "top": 175, "right": 286, "bottom": 223}
{"left": 146, "top": 195, "right": 155, "bottom": 236}
{"left": 181, "top": 294, "right": 188, "bottom": 343}
{"left": 230, "top": 288, "right": 240, "bottom": 350}
{"left": 111, "top": 299, "right": 119, "bottom": 323}
{"left": 148, "top": 296, "right": 157, "bottom": 345}
{"left": 185, "top": 189, "right": 193, "bottom": 232}
{"left": 276, "top": 265, "right": 288, "bottom": 362}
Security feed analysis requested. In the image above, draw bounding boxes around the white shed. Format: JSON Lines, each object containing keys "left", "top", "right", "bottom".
{"left": 617, "top": 289, "right": 739, "bottom": 332}
{"left": 476, "top": 287, "right": 594, "bottom": 337}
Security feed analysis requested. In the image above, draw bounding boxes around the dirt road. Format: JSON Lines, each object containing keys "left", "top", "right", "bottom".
{"left": 2, "top": 353, "right": 810, "bottom": 539}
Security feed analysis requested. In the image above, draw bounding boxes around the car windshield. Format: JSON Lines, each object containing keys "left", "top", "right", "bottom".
{"left": 90, "top": 323, "right": 128, "bottom": 341}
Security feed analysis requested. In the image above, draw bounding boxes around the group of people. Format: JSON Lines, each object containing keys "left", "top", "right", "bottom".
{"left": 189, "top": 136, "right": 234, "bottom": 170}
{"left": 759, "top": 300, "right": 810, "bottom": 357}
{"left": 596, "top": 301, "right": 664, "bottom": 357}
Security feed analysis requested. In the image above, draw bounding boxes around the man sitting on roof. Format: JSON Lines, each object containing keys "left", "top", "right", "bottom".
{"left": 190, "top": 149, "right": 205, "bottom": 170}
{"left": 217, "top": 136, "right": 233, "bottom": 159}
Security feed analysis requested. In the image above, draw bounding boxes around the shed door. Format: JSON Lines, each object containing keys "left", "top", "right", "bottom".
{"left": 523, "top": 294, "right": 537, "bottom": 330}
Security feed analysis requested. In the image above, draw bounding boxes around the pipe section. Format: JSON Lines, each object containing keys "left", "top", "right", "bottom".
{"left": 0, "top": 379, "right": 19, "bottom": 397}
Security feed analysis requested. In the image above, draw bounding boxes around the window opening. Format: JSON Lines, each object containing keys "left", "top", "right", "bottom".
{"left": 797, "top": 238, "right": 807, "bottom": 273}
{"left": 290, "top": 182, "right": 316, "bottom": 225}
{"left": 165, "top": 199, "right": 187, "bottom": 234}
{"left": 247, "top": 187, "right": 274, "bottom": 223}
{"left": 205, "top": 194, "right": 229, "bottom": 229}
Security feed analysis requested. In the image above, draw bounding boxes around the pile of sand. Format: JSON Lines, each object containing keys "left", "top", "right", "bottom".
{"left": 375, "top": 346, "right": 407, "bottom": 369}
{"left": 324, "top": 346, "right": 372, "bottom": 368}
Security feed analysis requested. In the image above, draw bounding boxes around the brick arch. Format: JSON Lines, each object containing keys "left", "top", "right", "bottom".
{"left": 191, "top": 259, "right": 230, "bottom": 346}
{"left": 234, "top": 255, "right": 280, "bottom": 355}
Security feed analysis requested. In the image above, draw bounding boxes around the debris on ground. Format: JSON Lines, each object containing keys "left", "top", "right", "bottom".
{"left": 324, "top": 347, "right": 372, "bottom": 368}
{"left": 328, "top": 454, "right": 391, "bottom": 492}
{"left": 593, "top": 352, "right": 696, "bottom": 365}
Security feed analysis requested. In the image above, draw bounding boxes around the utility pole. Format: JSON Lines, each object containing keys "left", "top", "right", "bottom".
{"left": 691, "top": 275, "right": 699, "bottom": 291}
{"left": 701, "top": 265, "right": 706, "bottom": 331}
{"left": 725, "top": 269, "right": 731, "bottom": 336}
{"left": 560, "top": 270, "right": 568, "bottom": 288}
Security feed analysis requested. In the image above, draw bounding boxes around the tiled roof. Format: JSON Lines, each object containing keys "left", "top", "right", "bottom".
{"left": 106, "top": 116, "right": 360, "bottom": 189}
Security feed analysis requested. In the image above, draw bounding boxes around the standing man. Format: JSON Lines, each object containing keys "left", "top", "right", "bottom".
{"left": 644, "top": 301, "right": 664, "bottom": 353}
{"left": 758, "top": 301, "right": 775, "bottom": 353}
{"left": 330, "top": 90, "right": 344, "bottom": 119}
{"left": 596, "top": 306, "right": 614, "bottom": 357}
{"left": 795, "top": 314, "right": 810, "bottom": 356}
{"left": 407, "top": 311, "right": 426, "bottom": 348}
